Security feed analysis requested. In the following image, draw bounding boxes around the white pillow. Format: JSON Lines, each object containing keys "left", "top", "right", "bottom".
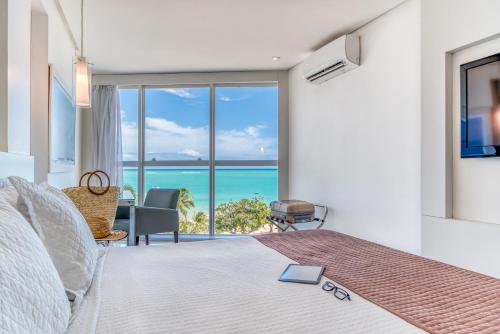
{"left": 0, "top": 196, "right": 71, "bottom": 334}
{"left": 8, "top": 177, "right": 98, "bottom": 305}
{"left": 0, "top": 178, "right": 19, "bottom": 207}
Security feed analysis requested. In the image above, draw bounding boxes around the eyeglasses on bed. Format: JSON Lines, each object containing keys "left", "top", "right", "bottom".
{"left": 322, "top": 281, "right": 351, "bottom": 301}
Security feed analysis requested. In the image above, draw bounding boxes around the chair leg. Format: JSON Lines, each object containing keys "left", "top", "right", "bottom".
{"left": 135, "top": 235, "right": 139, "bottom": 246}
{"left": 174, "top": 231, "right": 179, "bottom": 243}
{"left": 145, "top": 234, "right": 149, "bottom": 246}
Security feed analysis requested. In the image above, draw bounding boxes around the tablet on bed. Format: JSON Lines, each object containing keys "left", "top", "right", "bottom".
{"left": 278, "top": 264, "right": 325, "bottom": 284}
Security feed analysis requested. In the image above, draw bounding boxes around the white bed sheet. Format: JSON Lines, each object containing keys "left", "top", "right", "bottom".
{"left": 68, "top": 237, "right": 424, "bottom": 334}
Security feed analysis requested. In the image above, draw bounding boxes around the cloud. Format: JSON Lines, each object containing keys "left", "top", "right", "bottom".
{"left": 144, "top": 117, "right": 208, "bottom": 160}
{"left": 244, "top": 125, "right": 267, "bottom": 137}
{"left": 216, "top": 127, "right": 276, "bottom": 160}
{"left": 122, "top": 117, "right": 276, "bottom": 161}
{"left": 121, "top": 121, "right": 139, "bottom": 161}
{"left": 145, "top": 117, "right": 203, "bottom": 136}
{"left": 219, "top": 95, "right": 232, "bottom": 102}
{"left": 160, "top": 88, "right": 196, "bottom": 98}
{"left": 218, "top": 93, "right": 250, "bottom": 102}
{"left": 179, "top": 149, "right": 202, "bottom": 158}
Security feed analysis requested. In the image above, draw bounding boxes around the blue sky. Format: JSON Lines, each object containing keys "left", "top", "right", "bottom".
{"left": 119, "top": 86, "right": 278, "bottom": 161}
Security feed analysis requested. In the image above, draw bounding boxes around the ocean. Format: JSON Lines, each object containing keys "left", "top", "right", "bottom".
{"left": 123, "top": 168, "right": 278, "bottom": 213}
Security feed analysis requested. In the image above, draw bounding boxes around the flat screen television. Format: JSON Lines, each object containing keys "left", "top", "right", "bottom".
{"left": 461, "top": 53, "right": 500, "bottom": 158}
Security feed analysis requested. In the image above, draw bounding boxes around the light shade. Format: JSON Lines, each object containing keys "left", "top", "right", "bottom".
{"left": 74, "top": 57, "right": 92, "bottom": 108}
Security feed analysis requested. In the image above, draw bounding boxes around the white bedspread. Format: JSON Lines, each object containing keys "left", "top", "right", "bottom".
{"left": 68, "top": 237, "right": 424, "bottom": 334}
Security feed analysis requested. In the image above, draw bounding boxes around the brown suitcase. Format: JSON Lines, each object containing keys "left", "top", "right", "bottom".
{"left": 270, "top": 200, "right": 315, "bottom": 223}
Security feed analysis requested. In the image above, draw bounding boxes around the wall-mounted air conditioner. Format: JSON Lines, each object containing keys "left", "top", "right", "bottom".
{"left": 303, "top": 34, "right": 360, "bottom": 84}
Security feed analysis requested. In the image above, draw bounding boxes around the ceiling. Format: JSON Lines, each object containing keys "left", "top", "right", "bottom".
{"left": 64, "top": 0, "right": 405, "bottom": 74}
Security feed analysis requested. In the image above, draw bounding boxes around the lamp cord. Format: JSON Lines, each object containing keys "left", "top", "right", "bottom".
{"left": 81, "top": 0, "right": 84, "bottom": 57}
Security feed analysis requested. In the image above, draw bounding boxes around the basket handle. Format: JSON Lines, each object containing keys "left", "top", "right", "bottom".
{"left": 79, "top": 170, "right": 111, "bottom": 196}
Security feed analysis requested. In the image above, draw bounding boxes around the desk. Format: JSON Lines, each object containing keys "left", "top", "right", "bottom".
{"left": 119, "top": 191, "right": 136, "bottom": 246}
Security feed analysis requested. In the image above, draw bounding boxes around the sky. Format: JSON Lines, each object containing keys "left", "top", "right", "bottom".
{"left": 119, "top": 86, "right": 278, "bottom": 161}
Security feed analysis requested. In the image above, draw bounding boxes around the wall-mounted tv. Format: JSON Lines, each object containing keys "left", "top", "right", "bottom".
{"left": 461, "top": 53, "right": 500, "bottom": 158}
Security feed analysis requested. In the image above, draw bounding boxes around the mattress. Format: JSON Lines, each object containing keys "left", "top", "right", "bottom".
{"left": 68, "top": 237, "right": 423, "bottom": 334}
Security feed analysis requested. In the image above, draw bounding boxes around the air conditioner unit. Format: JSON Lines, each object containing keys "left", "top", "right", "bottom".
{"left": 303, "top": 34, "right": 360, "bottom": 84}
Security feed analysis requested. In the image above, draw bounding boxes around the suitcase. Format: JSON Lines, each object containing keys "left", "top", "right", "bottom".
{"left": 270, "top": 200, "right": 315, "bottom": 223}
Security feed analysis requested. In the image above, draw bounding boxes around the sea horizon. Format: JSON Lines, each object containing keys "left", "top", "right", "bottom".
{"left": 124, "top": 167, "right": 278, "bottom": 213}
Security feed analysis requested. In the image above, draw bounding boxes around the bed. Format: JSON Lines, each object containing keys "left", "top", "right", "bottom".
{"left": 67, "top": 230, "right": 500, "bottom": 334}
{"left": 68, "top": 236, "right": 424, "bottom": 334}
{"left": 2, "top": 175, "right": 499, "bottom": 334}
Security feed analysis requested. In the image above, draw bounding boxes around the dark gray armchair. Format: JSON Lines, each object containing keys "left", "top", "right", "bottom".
{"left": 135, "top": 188, "right": 180, "bottom": 245}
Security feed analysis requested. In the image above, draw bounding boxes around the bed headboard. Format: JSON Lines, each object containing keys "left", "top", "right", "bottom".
{"left": 0, "top": 152, "right": 34, "bottom": 181}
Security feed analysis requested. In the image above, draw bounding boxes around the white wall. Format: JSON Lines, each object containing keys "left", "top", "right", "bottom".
{"left": 0, "top": 152, "right": 34, "bottom": 181}
{"left": 1, "top": 0, "right": 32, "bottom": 155}
{"left": 422, "top": 216, "right": 500, "bottom": 277}
{"left": 37, "top": 0, "right": 82, "bottom": 188}
{"left": 421, "top": 0, "right": 500, "bottom": 277}
{"left": 0, "top": 0, "right": 79, "bottom": 186}
{"left": 421, "top": 0, "right": 500, "bottom": 219}
{"left": 288, "top": 0, "right": 421, "bottom": 254}
{"left": 0, "top": 0, "right": 7, "bottom": 152}
{"left": 43, "top": 0, "right": 75, "bottom": 92}
{"left": 452, "top": 38, "right": 500, "bottom": 225}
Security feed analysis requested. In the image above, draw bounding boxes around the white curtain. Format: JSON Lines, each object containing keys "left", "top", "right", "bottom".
{"left": 91, "top": 85, "right": 122, "bottom": 187}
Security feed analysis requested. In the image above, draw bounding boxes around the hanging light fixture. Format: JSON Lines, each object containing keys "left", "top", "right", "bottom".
{"left": 74, "top": 0, "right": 92, "bottom": 108}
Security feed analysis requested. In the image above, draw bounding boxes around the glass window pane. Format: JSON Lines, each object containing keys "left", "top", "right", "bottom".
{"left": 119, "top": 89, "right": 139, "bottom": 161}
{"left": 144, "top": 167, "right": 209, "bottom": 234}
{"left": 144, "top": 87, "right": 209, "bottom": 161}
{"left": 122, "top": 167, "right": 139, "bottom": 204}
{"left": 215, "top": 86, "right": 278, "bottom": 160}
{"left": 215, "top": 166, "right": 278, "bottom": 234}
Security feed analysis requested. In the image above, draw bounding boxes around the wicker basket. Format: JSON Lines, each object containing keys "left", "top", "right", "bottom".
{"left": 63, "top": 171, "right": 120, "bottom": 239}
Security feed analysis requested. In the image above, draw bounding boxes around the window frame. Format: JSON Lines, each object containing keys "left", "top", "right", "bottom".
{"left": 119, "top": 83, "right": 279, "bottom": 237}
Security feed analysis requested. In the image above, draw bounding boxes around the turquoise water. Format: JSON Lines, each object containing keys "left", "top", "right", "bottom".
{"left": 123, "top": 168, "right": 278, "bottom": 212}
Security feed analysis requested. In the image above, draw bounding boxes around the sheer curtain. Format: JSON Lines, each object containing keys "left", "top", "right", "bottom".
{"left": 91, "top": 85, "right": 122, "bottom": 187}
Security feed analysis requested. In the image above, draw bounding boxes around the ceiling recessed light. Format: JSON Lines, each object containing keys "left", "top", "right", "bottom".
{"left": 272, "top": 56, "right": 281, "bottom": 61}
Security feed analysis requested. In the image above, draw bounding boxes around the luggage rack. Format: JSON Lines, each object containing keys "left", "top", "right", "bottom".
{"left": 267, "top": 204, "right": 328, "bottom": 232}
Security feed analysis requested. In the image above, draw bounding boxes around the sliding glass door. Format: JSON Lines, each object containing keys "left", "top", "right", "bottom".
{"left": 119, "top": 84, "right": 278, "bottom": 238}
{"left": 144, "top": 87, "right": 210, "bottom": 234}
{"left": 214, "top": 86, "right": 278, "bottom": 234}
{"left": 119, "top": 88, "right": 140, "bottom": 203}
